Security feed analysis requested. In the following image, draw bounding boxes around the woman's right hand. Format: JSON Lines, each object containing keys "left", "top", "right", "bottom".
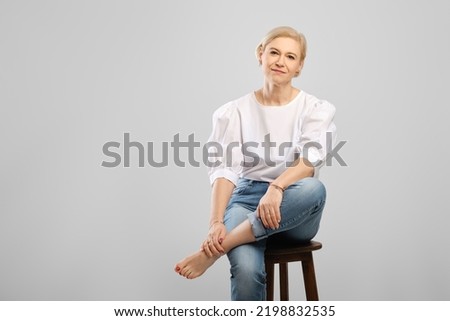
{"left": 201, "top": 222, "right": 227, "bottom": 258}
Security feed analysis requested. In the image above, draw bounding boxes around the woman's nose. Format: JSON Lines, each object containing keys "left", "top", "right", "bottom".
{"left": 275, "top": 56, "right": 285, "bottom": 66}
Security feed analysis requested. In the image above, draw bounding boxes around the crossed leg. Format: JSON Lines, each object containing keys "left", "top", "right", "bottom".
{"left": 174, "top": 219, "right": 255, "bottom": 279}
{"left": 174, "top": 177, "right": 326, "bottom": 280}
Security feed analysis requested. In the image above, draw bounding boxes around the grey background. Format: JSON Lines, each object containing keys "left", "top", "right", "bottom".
{"left": 1, "top": 0, "right": 449, "bottom": 300}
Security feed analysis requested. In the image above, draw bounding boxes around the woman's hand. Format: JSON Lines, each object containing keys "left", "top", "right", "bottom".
{"left": 257, "top": 186, "right": 283, "bottom": 229}
{"left": 201, "top": 222, "right": 227, "bottom": 258}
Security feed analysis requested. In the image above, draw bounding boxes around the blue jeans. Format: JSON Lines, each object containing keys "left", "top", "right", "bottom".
{"left": 223, "top": 177, "right": 326, "bottom": 301}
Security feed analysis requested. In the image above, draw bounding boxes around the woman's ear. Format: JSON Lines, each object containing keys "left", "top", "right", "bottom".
{"left": 299, "top": 59, "right": 304, "bottom": 70}
{"left": 257, "top": 47, "right": 263, "bottom": 65}
{"left": 295, "top": 60, "right": 305, "bottom": 77}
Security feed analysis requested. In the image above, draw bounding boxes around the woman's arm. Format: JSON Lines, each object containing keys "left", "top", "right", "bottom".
{"left": 209, "top": 177, "right": 235, "bottom": 227}
{"left": 257, "top": 158, "right": 313, "bottom": 230}
{"left": 271, "top": 157, "right": 314, "bottom": 190}
{"left": 259, "top": 99, "right": 336, "bottom": 229}
{"left": 202, "top": 177, "right": 235, "bottom": 257}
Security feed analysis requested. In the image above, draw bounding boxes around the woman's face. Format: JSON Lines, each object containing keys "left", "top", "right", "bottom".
{"left": 259, "top": 37, "right": 303, "bottom": 85}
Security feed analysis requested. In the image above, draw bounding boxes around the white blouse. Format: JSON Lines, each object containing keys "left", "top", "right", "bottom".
{"left": 206, "top": 90, "right": 336, "bottom": 186}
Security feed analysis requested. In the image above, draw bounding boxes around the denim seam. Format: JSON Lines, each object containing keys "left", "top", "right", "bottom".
{"left": 277, "top": 199, "right": 325, "bottom": 232}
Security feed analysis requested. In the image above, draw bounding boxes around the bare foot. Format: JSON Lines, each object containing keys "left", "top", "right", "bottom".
{"left": 174, "top": 250, "right": 220, "bottom": 279}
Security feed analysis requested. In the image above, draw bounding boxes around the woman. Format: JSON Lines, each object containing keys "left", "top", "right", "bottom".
{"left": 174, "top": 26, "right": 336, "bottom": 300}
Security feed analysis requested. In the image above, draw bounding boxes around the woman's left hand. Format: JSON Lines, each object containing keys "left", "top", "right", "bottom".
{"left": 257, "top": 186, "right": 283, "bottom": 229}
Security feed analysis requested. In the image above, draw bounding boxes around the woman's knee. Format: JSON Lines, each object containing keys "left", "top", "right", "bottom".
{"left": 280, "top": 177, "right": 327, "bottom": 220}
{"left": 300, "top": 177, "right": 326, "bottom": 194}
{"left": 286, "top": 177, "right": 326, "bottom": 202}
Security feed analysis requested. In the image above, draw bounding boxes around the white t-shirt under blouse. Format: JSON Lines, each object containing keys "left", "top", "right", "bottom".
{"left": 206, "top": 90, "right": 336, "bottom": 186}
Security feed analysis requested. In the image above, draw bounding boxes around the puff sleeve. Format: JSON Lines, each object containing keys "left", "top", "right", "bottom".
{"left": 206, "top": 103, "right": 243, "bottom": 186}
{"left": 295, "top": 99, "right": 337, "bottom": 177}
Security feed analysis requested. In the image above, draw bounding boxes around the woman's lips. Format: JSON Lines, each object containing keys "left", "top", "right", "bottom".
{"left": 271, "top": 69, "right": 285, "bottom": 74}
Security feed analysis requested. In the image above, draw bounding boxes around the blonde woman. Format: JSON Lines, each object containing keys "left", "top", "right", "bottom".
{"left": 175, "top": 26, "right": 336, "bottom": 301}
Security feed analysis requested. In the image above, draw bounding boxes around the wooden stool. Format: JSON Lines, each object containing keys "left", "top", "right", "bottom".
{"left": 264, "top": 240, "right": 322, "bottom": 301}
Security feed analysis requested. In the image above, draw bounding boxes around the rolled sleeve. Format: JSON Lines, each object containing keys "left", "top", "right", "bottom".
{"left": 208, "top": 168, "right": 240, "bottom": 186}
{"left": 206, "top": 103, "right": 243, "bottom": 186}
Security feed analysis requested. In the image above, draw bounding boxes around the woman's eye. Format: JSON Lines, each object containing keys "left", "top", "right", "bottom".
{"left": 288, "top": 55, "right": 295, "bottom": 60}
{"left": 270, "top": 50, "right": 278, "bottom": 55}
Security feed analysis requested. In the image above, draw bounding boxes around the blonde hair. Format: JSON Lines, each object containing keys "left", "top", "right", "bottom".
{"left": 255, "top": 26, "right": 307, "bottom": 64}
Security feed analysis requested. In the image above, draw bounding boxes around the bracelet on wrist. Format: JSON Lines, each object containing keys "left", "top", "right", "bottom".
{"left": 209, "top": 220, "right": 224, "bottom": 228}
{"left": 269, "top": 183, "right": 285, "bottom": 193}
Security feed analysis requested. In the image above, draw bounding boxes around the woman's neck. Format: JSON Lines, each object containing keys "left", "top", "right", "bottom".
{"left": 257, "top": 83, "right": 299, "bottom": 106}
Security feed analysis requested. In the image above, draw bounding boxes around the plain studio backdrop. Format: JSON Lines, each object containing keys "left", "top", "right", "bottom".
{"left": 1, "top": 0, "right": 449, "bottom": 301}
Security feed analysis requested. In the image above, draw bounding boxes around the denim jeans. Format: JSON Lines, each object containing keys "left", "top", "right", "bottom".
{"left": 223, "top": 177, "right": 326, "bottom": 301}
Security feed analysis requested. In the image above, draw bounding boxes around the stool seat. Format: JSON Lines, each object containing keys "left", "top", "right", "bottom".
{"left": 265, "top": 241, "right": 322, "bottom": 301}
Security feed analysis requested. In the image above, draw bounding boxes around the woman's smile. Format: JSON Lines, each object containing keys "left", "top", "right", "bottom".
{"left": 271, "top": 68, "right": 286, "bottom": 74}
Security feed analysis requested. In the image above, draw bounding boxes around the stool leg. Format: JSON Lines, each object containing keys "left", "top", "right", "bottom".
{"left": 301, "top": 252, "right": 319, "bottom": 301}
{"left": 265, "top": 261, "right": 274, "bottom": 301}
{"left": 279, "top": 263, "right": 289, "bottom": 301}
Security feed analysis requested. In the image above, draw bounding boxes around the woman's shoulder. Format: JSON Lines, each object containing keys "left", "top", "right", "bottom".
{"left": 212, "top": 92, "right": 253, "bottom": 118}
{"left": 301, "top": 90, "right": 336, "bottom": 114}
